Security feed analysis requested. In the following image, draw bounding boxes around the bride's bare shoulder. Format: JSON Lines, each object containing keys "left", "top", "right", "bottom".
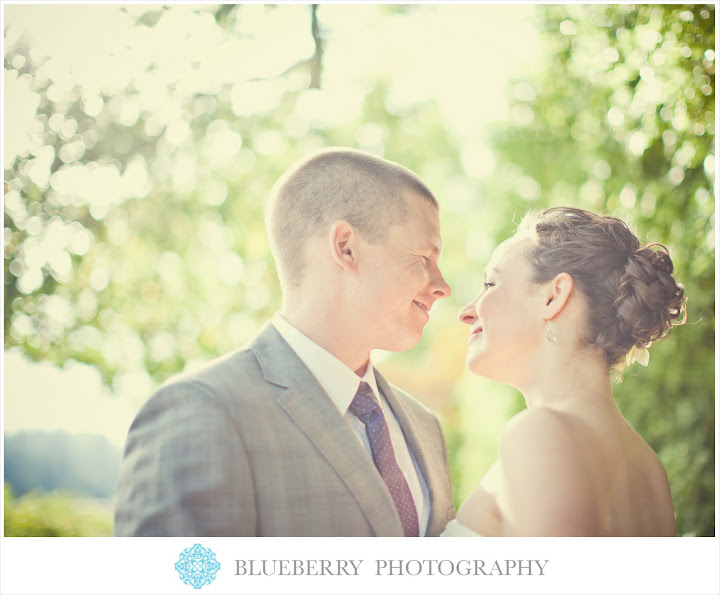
{"left": 499, "top": 407, "right": 599, "bottom": 493}
{"left": 501, "top": 406, "right": 583, "bottom": 449}
{"left": 497, "top": 407, "right": 604, "bottom": 535}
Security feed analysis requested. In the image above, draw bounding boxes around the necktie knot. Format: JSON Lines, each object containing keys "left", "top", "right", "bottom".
{"left": 349, "top": 382, "right": 380, "bottom": 421}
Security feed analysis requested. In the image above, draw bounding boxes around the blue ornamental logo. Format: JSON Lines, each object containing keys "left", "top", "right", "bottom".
{"left": 175, "top": 543, "right": 221, "bottom": 589}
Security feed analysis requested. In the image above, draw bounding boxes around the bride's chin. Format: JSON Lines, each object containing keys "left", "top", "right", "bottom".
{"left": 466, "top": 355, "right": 503, "bottom": 381}
{"left": 465, "top": 356, "right": 486, "bottom": 377}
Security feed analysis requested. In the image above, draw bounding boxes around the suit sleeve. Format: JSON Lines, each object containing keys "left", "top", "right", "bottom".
{"left": 114, "top": 380, "right": 257, "bottom": 536}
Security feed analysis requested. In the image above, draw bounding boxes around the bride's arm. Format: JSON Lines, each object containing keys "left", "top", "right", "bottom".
{"left": 497, "top": 408, "right": 600, "bottom": 536}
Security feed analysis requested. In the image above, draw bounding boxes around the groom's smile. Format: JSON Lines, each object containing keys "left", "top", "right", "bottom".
{"left": 413, "top": 300, "right": 430, "bottom": 314}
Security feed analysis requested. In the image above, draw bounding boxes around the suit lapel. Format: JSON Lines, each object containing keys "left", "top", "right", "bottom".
{"left": 251, "top": 324, "right": 404, "bottom": 536}
{"left": 374, "top": 369, "right": 447, "bottom": 537}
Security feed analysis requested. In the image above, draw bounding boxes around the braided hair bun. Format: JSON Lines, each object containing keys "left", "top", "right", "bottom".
{"left": 518, "top": 207, "right": 686, "bottom": 370}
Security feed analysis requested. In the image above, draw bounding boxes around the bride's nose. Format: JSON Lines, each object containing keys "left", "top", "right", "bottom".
{"left": 458, "top": 298, "right": 478, "bottom": 325}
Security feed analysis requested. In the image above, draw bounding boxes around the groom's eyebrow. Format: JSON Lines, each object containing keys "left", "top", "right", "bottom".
{"left": 421, "top": 238, "right": 442, "bottom": 255}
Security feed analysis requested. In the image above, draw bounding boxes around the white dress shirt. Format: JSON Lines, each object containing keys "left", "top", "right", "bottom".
{"left": 272, "top": 313, "right": 430, "bottom": 535}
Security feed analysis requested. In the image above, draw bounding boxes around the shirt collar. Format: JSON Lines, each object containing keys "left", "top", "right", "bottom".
{"left": 271, "top": 313, "right": 379, "bottom": 414}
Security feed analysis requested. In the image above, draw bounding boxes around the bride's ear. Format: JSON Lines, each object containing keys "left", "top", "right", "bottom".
{"left": 542, "top": 272, "right": 574, "bottom": 320}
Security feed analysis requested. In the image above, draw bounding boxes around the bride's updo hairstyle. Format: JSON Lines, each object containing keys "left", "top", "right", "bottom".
{"left": 517, "top": 206, "right": 686, "bottom": 371}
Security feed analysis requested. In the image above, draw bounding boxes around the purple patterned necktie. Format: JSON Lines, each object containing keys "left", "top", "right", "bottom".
{"left": 349, "top": 382, "right": 420, "bottom": 537}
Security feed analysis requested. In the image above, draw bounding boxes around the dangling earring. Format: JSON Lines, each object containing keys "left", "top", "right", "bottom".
{"left": 546, "top": 320, "right": 558, "bottom": 343}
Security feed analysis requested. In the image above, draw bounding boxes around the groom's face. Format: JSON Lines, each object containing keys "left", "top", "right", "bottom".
{"left": 353, "top": 195, "right": 451, "bottom": 352}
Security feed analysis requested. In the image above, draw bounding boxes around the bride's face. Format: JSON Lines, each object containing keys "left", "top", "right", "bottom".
{"left": 458, "top": 236, "right": 546, "bottom": 384}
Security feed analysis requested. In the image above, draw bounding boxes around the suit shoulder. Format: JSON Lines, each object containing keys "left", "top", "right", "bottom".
{"left": 139, "top": 346, "right": 262, "bottom": 413}
{"left": 161, "top": 346, "right": 260, "bottom": 390}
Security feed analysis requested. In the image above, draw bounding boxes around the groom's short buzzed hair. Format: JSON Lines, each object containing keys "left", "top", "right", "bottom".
{"left": 266, "top": 147, "right": 438, "bottom": 288}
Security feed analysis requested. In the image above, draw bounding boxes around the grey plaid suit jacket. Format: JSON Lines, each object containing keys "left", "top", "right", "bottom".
{"left": 114, "top": 323, "right": 455, "bottom": 536}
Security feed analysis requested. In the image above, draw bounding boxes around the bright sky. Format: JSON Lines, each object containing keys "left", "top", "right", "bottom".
{"left": 3, "top": 3, "right": 541, "bottom": 445}
{"left": 4, "top": 349, "right": 138, "bottom": 447}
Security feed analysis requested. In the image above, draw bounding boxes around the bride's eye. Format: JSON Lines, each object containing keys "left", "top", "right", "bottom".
{"left": 482, "top": 282, "right": 495, "bottom": 291}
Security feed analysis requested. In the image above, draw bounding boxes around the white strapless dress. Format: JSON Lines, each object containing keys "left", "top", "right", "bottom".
{"left": 439, "top": 519, "right": 486, "bottom": 537}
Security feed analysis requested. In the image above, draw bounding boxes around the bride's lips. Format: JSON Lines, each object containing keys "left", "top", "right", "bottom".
{"left": 468, "top": 326, "right": 483, "bottom": 343}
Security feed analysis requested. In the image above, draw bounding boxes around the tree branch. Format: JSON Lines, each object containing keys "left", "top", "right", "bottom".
{"left": 310, "top": 4, "right": 323, "bottom": 89}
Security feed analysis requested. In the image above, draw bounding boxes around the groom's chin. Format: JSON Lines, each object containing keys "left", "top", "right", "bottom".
{"left": 381, "top": 333, "right": 423, "bottom": 354}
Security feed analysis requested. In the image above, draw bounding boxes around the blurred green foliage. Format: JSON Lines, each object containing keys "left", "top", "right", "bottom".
{"left": 3, "top": 4, "right": 714, "bottom": 536}
{"left": 4, "top": 485, "right": 113, "bottom": 536}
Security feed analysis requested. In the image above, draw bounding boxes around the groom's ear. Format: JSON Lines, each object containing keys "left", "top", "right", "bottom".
{"left": 328, "top": 220, "right": 359, "bottom": 272}
{"left": 542, "top": 272, "right": 574, "bottom": 320}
